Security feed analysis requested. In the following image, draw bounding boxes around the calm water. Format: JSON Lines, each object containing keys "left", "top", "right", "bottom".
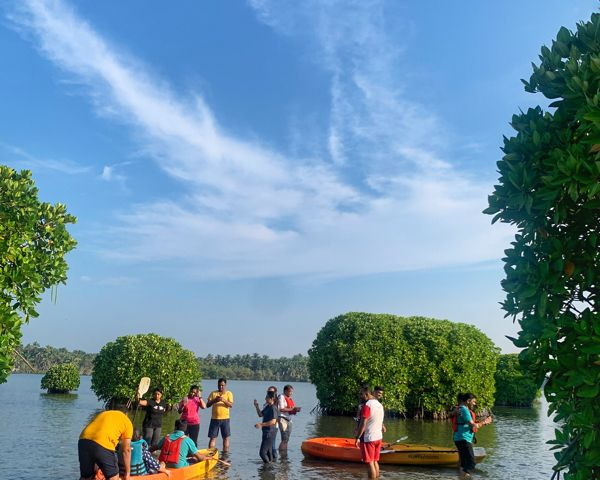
{"left": 0, "top": 375, "right": 555, "bottom": 480}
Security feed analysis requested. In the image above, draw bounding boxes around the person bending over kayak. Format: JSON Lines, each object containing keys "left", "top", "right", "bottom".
{"left": 155, "top": 420, "right": 210, "bottom": 469}
{"left": 78, "top": 405, "right": 133, "bottom": 480}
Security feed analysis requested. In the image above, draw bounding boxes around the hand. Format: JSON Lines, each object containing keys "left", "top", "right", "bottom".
{"left": 253, "top": 399, "right": 259, "bottom": 408}
{"left": 382, "top": 424, "right": 387, "bottom": 433}
{"left": 354, "top": 438, "right": 360, "bottom": 448}
{"left": 255, "top": 423, "right": 261, "bottom": 429}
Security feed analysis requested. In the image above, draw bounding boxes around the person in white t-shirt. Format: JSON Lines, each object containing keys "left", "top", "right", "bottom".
{"left": 354, "top": 386, "right": 384, "bottom": 479}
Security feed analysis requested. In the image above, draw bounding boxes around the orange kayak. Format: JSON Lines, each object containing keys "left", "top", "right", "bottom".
{"left": 95, "top": 448, "right": 219, "bottom": 480}
{"left": 301, "top": 437, "right": 486, "bottom": 466}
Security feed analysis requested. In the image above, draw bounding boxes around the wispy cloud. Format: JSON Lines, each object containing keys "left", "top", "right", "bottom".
{"left": 8, "top": 0, "right": 513, "bottom": 279}
{"left": 0, "top": 141, "right": 90, "bottom": 174}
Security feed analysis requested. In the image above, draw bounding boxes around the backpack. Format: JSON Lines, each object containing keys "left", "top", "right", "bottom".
{"left": 158, "top": 435, "right": 185, "bottom": 464}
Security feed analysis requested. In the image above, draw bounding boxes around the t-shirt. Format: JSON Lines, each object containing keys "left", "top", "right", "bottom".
{"left": 360, "top": 399, "right": 384, "bottom": 443}
{"left": 143, "top": 398, "right": 167, "bottom": 428}
{"left": 179, "top": 396, "right": 201, "bottom": 425}
{"left": 261, "top": 404, "right": 276, "bottom": 432}
{"left": 80, "top": 410, "right": 133, "bottom": 451}
{"left": 277, "top": 394, "right": 296, "bottom": 421}
{"left": 157, "top": 431, "right": 198, "bottom": 468}
{"left": 207, "top": 390, "right": 233, "bottom": 420}
{"left": 453, "top": 405, "right": 475, "bottom": 443}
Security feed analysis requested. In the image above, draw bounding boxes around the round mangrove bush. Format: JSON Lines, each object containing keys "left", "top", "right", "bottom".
{"left": 494, "top": 354, "right": 539, "bottom": 407}
{"left": 308, "top": 312, "right": 498, "bottom": 418}
{"left": 92, "top": 333, "right": 201, "bottom": 406}
{"left": 41, "top": 363, "right": 80, "bottom": 393}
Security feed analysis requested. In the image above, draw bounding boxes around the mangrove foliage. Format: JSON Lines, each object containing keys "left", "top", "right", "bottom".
{"left": 0, "top": 166, "right": 76, "bottom": 384}
{"left": 92, "top": 333, "right": 201, "bottom": 406}
{"left": 485, "top": 14, "right": 600, "bottom": 479}
{"left": 308, "top": 312, "right": 498, "bottom": 418}
{"left": 41, "top": 363, "right": 80, "bottom": 393}
{"left": 494, "top": 353, "right": 539, "bottom": 407}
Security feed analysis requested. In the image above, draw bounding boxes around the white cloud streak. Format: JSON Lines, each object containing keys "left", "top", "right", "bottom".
{"left": 8, "top": 0, "right": 513, "bottom": 279}
{"left": 0, "top": 141, "right": 90, "bottom": 175}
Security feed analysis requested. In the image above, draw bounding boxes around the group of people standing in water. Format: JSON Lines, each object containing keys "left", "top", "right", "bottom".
{"left": 77, "top": 378, "right": 300, "bottom": 480}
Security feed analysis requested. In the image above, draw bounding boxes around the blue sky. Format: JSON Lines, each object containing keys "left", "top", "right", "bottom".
{"left": 1, "top": 0, "right": 595, "bottom": 356}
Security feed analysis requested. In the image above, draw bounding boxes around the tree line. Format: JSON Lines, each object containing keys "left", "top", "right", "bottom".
{"left": 13, "top": 342, "right": 309, "bottom": 382}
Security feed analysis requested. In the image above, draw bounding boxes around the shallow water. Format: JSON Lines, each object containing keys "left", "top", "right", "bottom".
{"left": 0, "top": 375, "right": 555, "bottom": 479}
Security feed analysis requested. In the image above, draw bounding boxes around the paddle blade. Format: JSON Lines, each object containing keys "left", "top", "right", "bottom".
{"left": 137, "top": 377, "right": 151, "bottom": 397}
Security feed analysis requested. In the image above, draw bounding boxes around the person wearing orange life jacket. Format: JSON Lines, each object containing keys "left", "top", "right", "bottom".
{"left": 277, "top": 384, "right": 301, "bottom": 450}
{"left": 452, "top": 393, "right": 492, "bottom": 479}
{"left": 155, "top": 420, "right": 209, "bottom": 469}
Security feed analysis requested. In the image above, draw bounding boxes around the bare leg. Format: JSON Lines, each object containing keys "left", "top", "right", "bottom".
{"left": 367, "top": 461, "right": 377, "bottom": 479}
{"left": 374, "top": 461, "right": 380, "bottom": 478}
{"left": 208, "top": 437, "right": 216, "bottom": 449}
{"left": 223, "top": 436, "right": 230, "bottom": 452}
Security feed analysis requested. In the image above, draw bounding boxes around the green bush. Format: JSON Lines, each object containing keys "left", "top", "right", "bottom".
{"left": 485, "top": 13, "right": 600, "bottom": 479}
{"left": 494, "top": 354, "right": 539, "bottom": 407}
{"left": 41, "top": 363, "right": 80, "bottom": 393}
{"left": 92, "top": 334, "right": 201, "bottom": 406}
{"left": 308, "top": 312, "right": 498, "bottom": 417}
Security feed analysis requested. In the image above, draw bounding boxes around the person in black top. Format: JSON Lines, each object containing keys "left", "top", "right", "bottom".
{"left": 137, "top": 387, "right": 167, "bottom": 448}
{"left": 254, "top": 391, "right": 277, "bottom": 463}
{"left": 254, "top": 386, "right": 279, "bottom": 460}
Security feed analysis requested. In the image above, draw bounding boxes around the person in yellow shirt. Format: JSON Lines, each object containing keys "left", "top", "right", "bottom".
{"left": 78, "top": 406, "right": 133, "bottom": 480}
{"left": 206, "top": 378, "right": 234, "bottom": 452}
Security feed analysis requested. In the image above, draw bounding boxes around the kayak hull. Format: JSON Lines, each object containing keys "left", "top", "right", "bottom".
{"left": 95, "top": 448, "right": 219, "bottom": 480}
{"left": 144, "top": 448, "right": 219, "bottom": 480}
{"left": 301, "top": 437, "right": 486, "bottom": 466}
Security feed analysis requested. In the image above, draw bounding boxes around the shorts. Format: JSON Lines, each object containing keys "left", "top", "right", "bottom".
{"left": 208, "top": 418, "right": 231, "bottom": 438}
{"left": 360, "top": 439, "right": 382, "bottom": 463}
{"left": 278, "top": 417, "right": 292, "bottom": 442}
{"left": 78, "top": 438, "right": 119, "bottom": 479}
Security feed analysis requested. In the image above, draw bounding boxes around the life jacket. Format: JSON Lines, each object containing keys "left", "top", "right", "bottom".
{"left": 451, "top": 405, "right": 477, "bottom": 432}
{"left": 129, "top": 439, "right": 147, "bottom": 476}
{"left": 158, "top": 435, "right": 185, "bottom": 464}
{"left": 282, "top": 395, "right": 296, "bottom": 415}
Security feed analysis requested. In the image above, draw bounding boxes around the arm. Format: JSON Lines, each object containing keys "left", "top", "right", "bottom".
{"left": 255, "top": 418, "right": 277, "bottom": 429}
{"left": 221, "top": 393, "right": 233, "bottom": 409}
{"left": 205, "top": 393, "right": 218, "bottom": 408}
{"left": 193, "top": 450, "right": 210, "bottom": 462}
{"left": 354, "top": 417, "right": 367, "bottom": 447}
{"left": 121, "top": 438, "right": 131, "bottom": 480}
{"left": 198, "top": 395, "right": 206, "bottom": 409}
{"left": 253, "top": 399, "right": 263, "bottom": 417}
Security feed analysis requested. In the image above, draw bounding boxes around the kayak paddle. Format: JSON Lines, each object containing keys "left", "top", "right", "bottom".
{"left": 132, "top": 377, "right": 151, "bottom": 423}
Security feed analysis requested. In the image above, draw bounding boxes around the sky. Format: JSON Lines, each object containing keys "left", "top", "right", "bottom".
{"left": 1, "top": 0, "right": 596, "bottom": 357}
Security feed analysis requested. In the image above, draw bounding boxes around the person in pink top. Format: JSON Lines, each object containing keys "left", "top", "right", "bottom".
{"left": 178, "top": 385, "right": 206, "bottom": 446}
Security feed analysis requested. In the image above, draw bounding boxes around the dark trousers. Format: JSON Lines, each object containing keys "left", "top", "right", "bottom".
{"left": 187, "top": 423, "right": 200, "bottom": 446}
{"left": 143, "top": 426, "right": 162, "bottom": 448}
{"left": 270, "top": 426, "right": 278, "bottom": 459}
{"left": 454, "top": 440, "right": 476, "bottom": 473}
{"left": 259, "top": 429, "right": 274, "bottom": 463}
